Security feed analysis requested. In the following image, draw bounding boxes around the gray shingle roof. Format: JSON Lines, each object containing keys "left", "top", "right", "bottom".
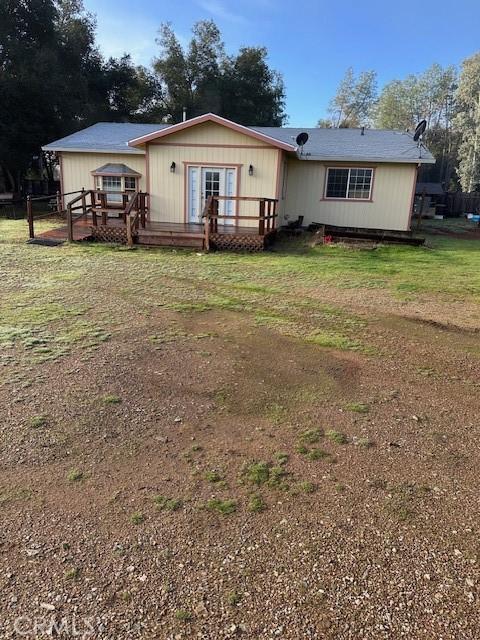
{"left": 43, "top": 121, "right": 435, "bottom": 164}
{"left": 253, "top": 127, "right": 435, "bottom": 164}
{"left": 92, "top": 163, "right": 141, "bottom": 176}
{"left": 43, "top": 122, "right": 169, "bottom": 154}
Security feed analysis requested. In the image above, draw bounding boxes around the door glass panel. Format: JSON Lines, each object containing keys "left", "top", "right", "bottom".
{"left": 188, "top": 167, "right": 199, "bottom": 222}
{"left": 205, "top": 171, "right": 220, "bottom": 199}
{"left": 197, "top": 167, "right": 236, "bottom": 225}
{"left": 224, "top": 168, "right": 235, "bottom": 225}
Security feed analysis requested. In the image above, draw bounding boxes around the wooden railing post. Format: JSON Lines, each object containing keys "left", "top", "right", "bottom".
{"left": 99, "top": 192, "right": 107, "bottom": 225}
{"left": 213, "top": 197, "right": 219, "bottom": 232}
{"left": 272, "top": 200, "right": 277, "bottom": 230}
{"left": 139, "top": 191, "right": 146, "bottom": 228}
{"left": 126, "top": 214, "right": 133, "bottom": 247}
{"left": 55, "top": 190, "right": 62, "bottom": 215}
{"left": 80, "top": 187, "right": 86, "bottom": 219}
{"left": 259, "top": 199, "right": 265, "bottom": 235}
{"left": 204, "top": 212, "right": 210, "bottom": 252}
{"left": 201, "top": 195, "right": 213, "bottom": 252}
{"left": 89, "top": 190, "right": 97, "bottom": 226}
{"left": 27, "top": 195, "right": 34, "bottom": 239}
{"left": 67, "top": 202, "right": 73, "bottom": 242}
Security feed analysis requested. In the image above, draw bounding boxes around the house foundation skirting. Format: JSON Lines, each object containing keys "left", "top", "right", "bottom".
{"left": 209, "top": 233, "right": 266, "bottom": 252}
{"left": 91, "top": 225, "right": 128, "bottom": 244}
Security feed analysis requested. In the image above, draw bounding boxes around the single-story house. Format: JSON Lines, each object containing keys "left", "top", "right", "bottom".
{"left": 42, "top": 113, "right": 434, "bottom": 249}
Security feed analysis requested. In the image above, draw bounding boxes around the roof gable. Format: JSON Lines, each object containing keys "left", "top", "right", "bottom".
{"left": 127, "top": 113, "right": 296, "bottom": 151}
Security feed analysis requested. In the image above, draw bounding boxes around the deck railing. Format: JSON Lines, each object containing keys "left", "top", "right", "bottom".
{"left": 27, "top": 190, "right": 79, "bottom": 239}
{"left": 124, "top": 191, "right": 148, "bottom": 247}
{"left": 202, "top": 195, "right": 278, "bottom": 251}
{"left": 63, "top": 189, "right": 149, "bottom": 243}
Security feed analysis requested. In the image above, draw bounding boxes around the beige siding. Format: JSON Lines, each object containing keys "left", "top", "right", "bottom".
{"left": 148, "top": 142, "right": 280, "bottom": 226}
{"left": 151, "top": 121, "right": 269, "bottom": 147}
{"left": 283, "top": 160, "right": 417, "bottom": 231}
{"left": 276, "top": 156, "right": 289, "bottom": 220}
{"left": 61, "top": 152, "right": 147, "bottom": 204}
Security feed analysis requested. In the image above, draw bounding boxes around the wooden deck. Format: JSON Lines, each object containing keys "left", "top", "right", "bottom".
{"left": 28, "top": 191, "right": 278, "bottom": 251}
{"left": 36, "top": 216, "right": 274, "bottom": 250}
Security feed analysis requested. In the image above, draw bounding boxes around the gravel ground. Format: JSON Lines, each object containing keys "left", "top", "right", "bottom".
{"left": 1, "top": 306, "right": 480, "bottom": 639}
{"left": 0, "top": 228, "right": 479, "bottom": 639}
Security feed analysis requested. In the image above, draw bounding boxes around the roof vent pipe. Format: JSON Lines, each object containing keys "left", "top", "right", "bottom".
{"left": 361, "top": 126, "right": 365, "bottom": 136}
{"left": 182, "top": 107, "right": 187, "bottom": 122}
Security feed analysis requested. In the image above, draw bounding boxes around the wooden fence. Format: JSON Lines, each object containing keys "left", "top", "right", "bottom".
{"left": 446, "top": 191, "right": 480, "bottom": 216}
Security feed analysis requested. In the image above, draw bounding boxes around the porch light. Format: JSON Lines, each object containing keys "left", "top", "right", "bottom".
{"left": 248, "top": 164, "right": 254, "bottom": 176}
{"left": 170, "top": 161, "right": 176, "bottom": 173}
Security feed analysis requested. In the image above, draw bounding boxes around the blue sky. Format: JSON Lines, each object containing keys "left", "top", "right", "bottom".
{"left": 84, "top": 0, "right": 480, "bottom": 127}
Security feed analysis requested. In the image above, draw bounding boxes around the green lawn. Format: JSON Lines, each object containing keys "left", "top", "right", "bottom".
{"left": 3, "top": 216, "right": 478, "bottom": 297}
{"left": 1, "top": 216, "right": 479, "bottom": 387}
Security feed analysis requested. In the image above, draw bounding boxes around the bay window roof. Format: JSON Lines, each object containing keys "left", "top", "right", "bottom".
{"left": 91, "top": 163, "right": 141, "bottom": 177}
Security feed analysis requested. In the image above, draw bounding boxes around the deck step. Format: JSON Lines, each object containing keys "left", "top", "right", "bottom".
{"left": 136, "top": 231, "right": 204, "bottom": 248}
{"left": 27, "top": 237, "right": 66, "bottom": 246}
{"left": 32, "top": 226, "right": 92, "bottom": 243}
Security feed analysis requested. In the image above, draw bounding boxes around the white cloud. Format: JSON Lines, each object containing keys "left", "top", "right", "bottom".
{"left": 93, "top": 17, "right": 156, "bottom": 65}
{"left": 99, "top": 30, "right": 155, "bottom": 65}
{"left": 196, "top": 0, "right": 247, "bottom": 24}
{"left": 92, "top": 13, "right": 191, "bottom": 66}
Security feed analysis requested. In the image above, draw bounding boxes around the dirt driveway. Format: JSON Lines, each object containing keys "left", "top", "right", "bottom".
{"left": 0, "top": 220, "right": 479, "bottom": 638}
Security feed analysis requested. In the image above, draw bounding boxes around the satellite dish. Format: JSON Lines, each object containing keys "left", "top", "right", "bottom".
{"left": 413, "top": 120, "right": 427, "bottom": 142}
{"left": 296, "top": 132, "right": 309, "bottom": 147}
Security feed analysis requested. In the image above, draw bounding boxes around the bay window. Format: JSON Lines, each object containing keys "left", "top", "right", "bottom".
{"left": 94, "top": 174, "right": 139, "bottom": 203}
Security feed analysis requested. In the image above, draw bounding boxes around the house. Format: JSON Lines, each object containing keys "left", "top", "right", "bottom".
{"left": 41, "top": 113, "right": 435, "bottom": 249}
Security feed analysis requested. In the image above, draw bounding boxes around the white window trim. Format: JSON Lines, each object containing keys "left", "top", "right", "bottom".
{"left": 186, "top": 164, "right": 238, "bottom": 224}
{"left": 95, "top": 175, "right": 139, "bottom": 192}
{"left": 324, "top": 167, "right": 374, "bottom": 201}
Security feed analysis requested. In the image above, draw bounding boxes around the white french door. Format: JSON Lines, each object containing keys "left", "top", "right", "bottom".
{"left": 187, "top": 166, "right": 236, "bottom": 225}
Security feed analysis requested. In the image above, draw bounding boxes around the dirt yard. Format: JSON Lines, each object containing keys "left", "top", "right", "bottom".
{"left": 0, "top": 219, "right": 479, "bottom": 639}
